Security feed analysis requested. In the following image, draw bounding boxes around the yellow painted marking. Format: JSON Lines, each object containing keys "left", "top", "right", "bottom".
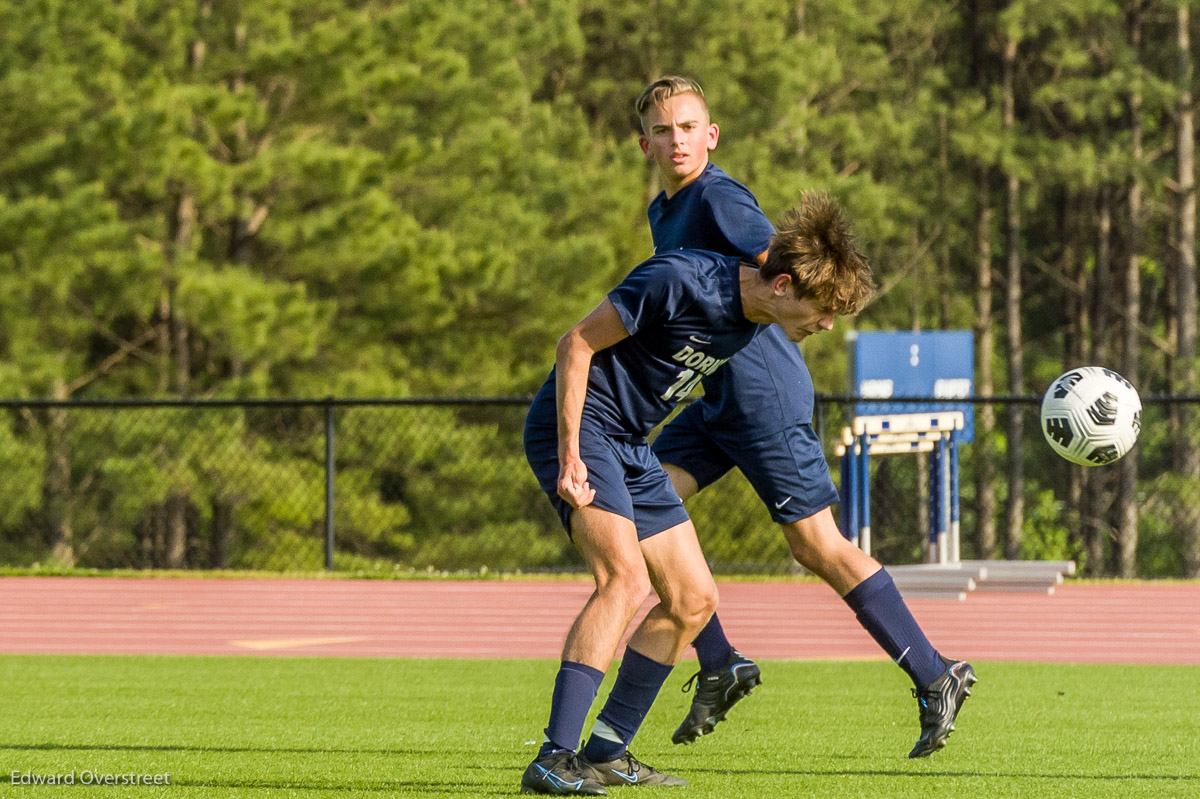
{"left": 229, "top": 636, "right": 369, "bottom": 651}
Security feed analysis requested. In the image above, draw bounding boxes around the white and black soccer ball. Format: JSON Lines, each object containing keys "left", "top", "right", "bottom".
{"left": 1040, "top": 367, "right": 1142, "bottom": 466}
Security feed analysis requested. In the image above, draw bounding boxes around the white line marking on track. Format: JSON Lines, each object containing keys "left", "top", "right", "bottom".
{"left": 229, "top": 636, "right": 370, "bottom": 651}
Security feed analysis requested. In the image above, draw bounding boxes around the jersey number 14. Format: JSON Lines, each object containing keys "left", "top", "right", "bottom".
{"left": 661, "top": 369, "right": 703, "bottom": 402}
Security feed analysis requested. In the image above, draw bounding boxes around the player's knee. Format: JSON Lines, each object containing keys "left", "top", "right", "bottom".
{"left": 783, "top": 525, "right": 821, "bottom": 566}
{"left": 782, "top": 518, "right": 842, "bottom": 567}
{"left": 594, "top": 569, "right": 652, "bottom": 612}
{"left": 696, "top": 582, "right": 719, "bottom": 623}
{"left": 669, "top": 580, "right": 718, "bottom": 633}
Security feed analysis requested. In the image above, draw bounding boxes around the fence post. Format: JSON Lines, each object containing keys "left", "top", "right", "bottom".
{"left": 324, "top": 400, "right": 335, "bottom": 571}
{"left": 857, "top": 430, "right": 871, "bottom": 557}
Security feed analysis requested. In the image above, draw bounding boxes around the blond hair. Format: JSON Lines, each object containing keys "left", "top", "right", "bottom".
{"left": 762, "top": 192, "right": 875, "bottom": 315}
{"left": 635, "top": 76, "right": 709, "bottom": 134}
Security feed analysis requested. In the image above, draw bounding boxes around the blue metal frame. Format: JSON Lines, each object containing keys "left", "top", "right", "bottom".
{"left": 837, "top": 417, "right": 962, "bottom": 563}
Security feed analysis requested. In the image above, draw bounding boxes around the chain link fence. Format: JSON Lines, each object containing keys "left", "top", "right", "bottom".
{"left": 1, "top": 397, "right": 1197, "bottom": 577}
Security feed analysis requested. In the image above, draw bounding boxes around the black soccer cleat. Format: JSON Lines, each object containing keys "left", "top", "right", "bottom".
{"left": 579, "top": 750, "right": 688, "bottom": 787}
{"left": 671, "top": 649, "right": 762, "bottom": 745}
{"left": 908, "top": 656, "right": 977, "bottom": 758}
{"left": 521, "top": 750, "right": 608, "bottom": 795}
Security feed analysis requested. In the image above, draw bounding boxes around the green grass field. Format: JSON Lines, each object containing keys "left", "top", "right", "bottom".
{"left": 1, "top": 655, "right": 1197, "bottom": 798}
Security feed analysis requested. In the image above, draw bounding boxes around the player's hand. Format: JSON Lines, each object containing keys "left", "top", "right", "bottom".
{"left": 557, "top": 455, "right": 595, "bottom": 509}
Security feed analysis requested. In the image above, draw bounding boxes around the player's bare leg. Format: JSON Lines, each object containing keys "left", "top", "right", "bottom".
{"left": 784, "top": 506, "right": 976, "bottom": 757}
{"left": 669, "top": 470, "right": 885, "bottom": 599}
{"left": 661, "top": 464, "right": 762, "bottom": 745}
{"left": 523, "top": 506, "right": 649, "bottom": 796}
{"left": 780, "top": 506, "right": 879, "bottom": 596}
{"left": 625, "top": 519, "right": 718, "bottom": 664}
{"left": 578, "top": 519, "right": 713, "bottom": 788}
{"left": 561, "top": 506, "right": 653, "bottom": 669}
{"left": 663, "top": 463, "right": 700, "bottom": 503}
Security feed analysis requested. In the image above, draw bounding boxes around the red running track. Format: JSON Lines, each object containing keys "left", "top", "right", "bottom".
{"left": 0, "top": 577, "right": 1197, "bottom": 664}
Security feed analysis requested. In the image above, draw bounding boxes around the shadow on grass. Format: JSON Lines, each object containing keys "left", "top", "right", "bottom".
{"left": 176, "top": 780, "right": 513, "bottom": 795}
{"left": 0, "top": 742, "right": 484, "bottom": 757}
{"left": 1, "top": 775, "right": 512, "bottom": 795}
{"left": 6, "top": 750, "right": 1194, "bottom": 794}
{"left": 0, "top": 742, "right": 528, "bottom": 794}
{"left": 685, "top": 766, "right": 1200, "bottom": 783}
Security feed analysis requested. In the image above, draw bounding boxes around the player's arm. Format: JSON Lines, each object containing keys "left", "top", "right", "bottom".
{"left": 554, "top": 299, "right": 630, "bottom": 508}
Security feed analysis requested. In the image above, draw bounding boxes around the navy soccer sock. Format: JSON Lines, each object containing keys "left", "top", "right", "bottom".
{"left": 539, "top": 660, "right": 605, "bottom": 757}
{"left": 691, "top": 612, "right": 734, "bottom": 672}
{"left": 843, "top": 568, "right": 945, "bottom": 689}
{"left": 582, "top": 647, "right": 674, "bottom": 763}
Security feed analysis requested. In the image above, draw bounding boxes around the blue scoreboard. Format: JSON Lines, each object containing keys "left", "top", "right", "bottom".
{"left": 848, "top": 330, "right": 975, "bottom": 442}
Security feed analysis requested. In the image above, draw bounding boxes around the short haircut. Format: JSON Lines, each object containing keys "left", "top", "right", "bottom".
{"left": 762, "top": 192, "right": 876, "bottom": 315}
{"left": 635, "top": 76, "right": 709, "bottom": 134}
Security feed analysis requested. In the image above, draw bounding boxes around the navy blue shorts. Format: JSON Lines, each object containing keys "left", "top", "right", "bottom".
{"left": 524, "top": 419, "right": 691, "bottom": 541}
{"left": 651, "top": 402, "right": 839, "bottom": 524}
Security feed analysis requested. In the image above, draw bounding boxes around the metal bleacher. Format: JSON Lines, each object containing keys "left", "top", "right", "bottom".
{"left": 887, "top": 559, "right": 1077, "bottom": 601}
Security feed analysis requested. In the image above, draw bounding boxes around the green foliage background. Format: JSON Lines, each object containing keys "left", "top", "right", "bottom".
{"left": 2, "top": 0, "right": 1199, "bottom": 575}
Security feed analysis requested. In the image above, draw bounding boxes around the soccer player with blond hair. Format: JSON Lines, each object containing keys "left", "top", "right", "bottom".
{"left": 573, "top": 76, "right": 977, "bottom": 762}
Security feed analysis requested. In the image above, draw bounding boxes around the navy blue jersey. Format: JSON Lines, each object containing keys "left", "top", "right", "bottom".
{"left": 648, "top": 163, "right": 816, "bottom": 433}
{"left": 648, "top": 164, "right": 773, "bottom": 260}
{"left": 528, "top": 251, "right": 760, "bottom": 439}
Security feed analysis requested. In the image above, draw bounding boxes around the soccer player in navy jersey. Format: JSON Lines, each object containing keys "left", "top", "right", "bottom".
{"left": 519, "top": 194, "right": 875, "bottom": 795}
{"left": 586, "top": 76, "right": 976, "bottom": 759}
